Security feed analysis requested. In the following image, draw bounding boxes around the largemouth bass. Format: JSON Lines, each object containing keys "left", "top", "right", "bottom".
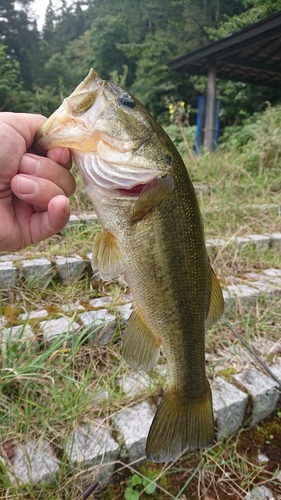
{"left": 33, "top": 69, "right": 224, "bottom": 463}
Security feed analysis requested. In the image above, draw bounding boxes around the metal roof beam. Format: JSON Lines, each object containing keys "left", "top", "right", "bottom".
{"left": 169, "top": 12, "right": 281, "bottom": 73}
{"left": 221, "top": 57, "right": 281, "bottom": 75}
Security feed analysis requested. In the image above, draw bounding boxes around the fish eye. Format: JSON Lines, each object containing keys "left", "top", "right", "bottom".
{"left": 118, "top": 93, "right": 136, "bottom": 109}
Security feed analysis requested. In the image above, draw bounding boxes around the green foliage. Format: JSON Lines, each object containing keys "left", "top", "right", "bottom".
{"left": 207, "top": 0, "right": 281, "bottom": 40}
{"left": 163, "top": 124, "right": 196, "bottom": 156}
{"left": 220, "top": 103, "right": 281, "bottom": 174}
{"left": 0, "top": 0, "right": 40, "bottom": 89}
{"left": 202, "top": 0, "right": 281, "bottom": 126}
{"left": 0, "top": 44, "right": 36, "bottom": 112}
{"left": 129, "top": 34, "right": 180, "bottom": 117}
{"left": 0, "top": 0, "right": 280, "bottom": 123}
{"left": 125, "top": 473, "right": 157, "bottom": 499}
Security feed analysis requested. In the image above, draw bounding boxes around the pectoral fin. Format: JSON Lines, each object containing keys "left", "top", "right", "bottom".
{"left": 205, "top": 266, "right": 224, "bottom": 330}
{"left": 122, "top": 307, "right": 161, "bottom": 371}
{"left": 92, "top": 229, "right": 125, "bottom": 280}
{"left": 131, "top": 176, "right": 174, "bottom": 223}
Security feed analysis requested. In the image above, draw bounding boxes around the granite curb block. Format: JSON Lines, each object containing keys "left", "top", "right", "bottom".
{"left": 112, "top": 402, "right": 155, "bottom": 462}
{"left": 9, "top": 440, "right": 60, "bottom": 485}
{"left": 65, "top": 421, "right": 119, "bottom": 486}
{"left": 0, "top": 261, "right": 18, "bottom": 288}
{"left": 212, "top": 376, "right": 249, "bottom": 440}
{"left": 0, "top": 231, "right": 281, "bottom": 289}
{"left": 55, "top": 255, "right": 87, "bottom": 283}
{"left": 234, "top": 368, "right": 280, "bottom": 426}
{"left": 21, "top": 258, "right": 53, "bottom": 285}
{"left": 1, "top": 230, "right": 281, "bottom": 488}
{"left": 6, "top": 355, "right": 281, "bottom": 487}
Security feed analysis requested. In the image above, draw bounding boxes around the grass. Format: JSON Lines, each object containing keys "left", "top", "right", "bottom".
{"left": 1, "top": 103, "right": 281, "bottom": 498}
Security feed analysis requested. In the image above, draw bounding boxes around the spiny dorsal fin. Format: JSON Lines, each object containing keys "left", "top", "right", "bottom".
{"left": 205, "top": 266, "right": 224, "bottom": 330}
{"left": 122, "top": 306, "right": 161, "bottom": 371}
{"left": 131, "top": 176, "right": 174, "bottom": 223}
{"left": 91, "top": 229, "right": 125, "bottom": 280}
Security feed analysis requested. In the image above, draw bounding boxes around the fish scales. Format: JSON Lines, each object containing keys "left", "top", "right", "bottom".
{"left": 33, "top": 68, "right": 224, "bottom": 462}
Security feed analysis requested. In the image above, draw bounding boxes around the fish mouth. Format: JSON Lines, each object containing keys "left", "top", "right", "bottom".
{"left": 116, "top": 183, "right": 150, "bottom": 197}
{"left": 75, "top": 142, "right": 162, "bottom": 194}
{"left": 33, "top": 68, "right": 168, "bottom": 195}
{"left": 35, "top": 107, "right": 160, "bottom": 193}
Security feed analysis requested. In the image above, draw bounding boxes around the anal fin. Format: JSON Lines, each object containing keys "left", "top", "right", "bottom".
{"left": 92, "top": 228, "right": 125, "bottom": 280}
{"left": 121, "top": 307, "right": 161, "bottom": 371}
{"left": 205, "top": 266, "right": 224, "bottom": 330}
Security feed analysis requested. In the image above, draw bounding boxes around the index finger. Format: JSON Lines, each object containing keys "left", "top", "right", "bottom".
{"left": 0, "top": 112, "right": 47, "bottom": 149}
{"left": 46, "top": 147, "right": 72, "bottom": 170}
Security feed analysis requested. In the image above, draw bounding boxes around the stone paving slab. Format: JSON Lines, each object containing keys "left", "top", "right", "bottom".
{"left": 270, "top": 357, "right": 281, "bottom": 381}
{"left": 65, "top": 421, "right": 119, "bottom": 485}
{"left": 112, "top": 402, "right": 154, "bottom": 462}
{"left": 79, "top": 309, "right": 116, "bottom": 344}
{"left": 244, "top": 485, "right": 274, "bottom": 500}
{"left": 117, "top": 373, "right": 152, "bottom": 397}
{"left": 207, "top": 237, "right": 227, "bottom": 249}
{"left": 263, "top": 268, "right": 281, "bottom": 278}
{"left": 233, "top": 236, "right": 252, "bottom": 248}
{"left": 212, "top": 376, "right": 248, "bottom": 440}
{"left": 80, "top": 213, "right": 99, "bottom": 225}
{"left": 1, "top": 324, "right": 36, "bottom": 349}
{"left": 39, "top": 317, "right": 80, "bottom": 344}
{"left": 234, "top": 368, "right": 280, "bottom": 426}
{"left": 116, "top": 302, "right": 133, "bottom": 322}
{"left": 89, "top": 296, "right": 113, "bottom": 308}
{"left": 226, "top": 283, "right": 261, "bottom": 303}
{"left": 270, "top": 232, "right": 281, "bottom": 245}
{"left": 0, "top": 261, "right": 18, "bottom": 288}
{"left": 247, "top": 234, "right": 271, "bottom": 249}
{"left": 0, "top": 234, "right": 281, "bottom": 291}
{"left": 19, "top": 309, "right": 49, "bottom": 321}
{"left": 55, "top": 255, "right": 87, "bottom": 282}
{"left": 59, "top": 214, "right": 81, "bottom": 235}
{"left": 9, "top": 440, "right": 60, "bottom": 485}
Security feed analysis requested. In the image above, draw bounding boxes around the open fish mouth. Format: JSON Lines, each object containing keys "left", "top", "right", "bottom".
{"left": 75, "top": 137, "right": 163, "bottom": 193}
{"left": 33, "top": 68, "right": 170, "bottom": 194}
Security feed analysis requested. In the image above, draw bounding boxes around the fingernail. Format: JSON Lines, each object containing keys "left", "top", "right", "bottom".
{"left": 16, "top": 176, "right": 38, "bottom": 195}
{"left": 63, "top": 198, "right": 70, "bottom": 214}
{"left": 20, "top": 155, "right": 41, "bottom": 174}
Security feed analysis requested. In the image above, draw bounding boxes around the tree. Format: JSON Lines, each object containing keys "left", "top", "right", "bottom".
{"left": 0, "top": 44, "right": 36, "bottom": 112}
{"left": 0, "top": 0, "right": 40, "bottom": 89}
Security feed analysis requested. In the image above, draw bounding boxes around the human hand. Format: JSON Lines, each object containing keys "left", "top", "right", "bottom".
{"left": 0, "top": 112, "right": 76, "bottom": 252}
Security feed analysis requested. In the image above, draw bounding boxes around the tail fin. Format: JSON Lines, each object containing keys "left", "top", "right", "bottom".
{"left": 146, "top": 381, "right": 214, "bottom": 462}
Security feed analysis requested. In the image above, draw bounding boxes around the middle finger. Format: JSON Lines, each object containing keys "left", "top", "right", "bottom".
{"left": 19, "top": 153, "right": 76, "bottom": 198}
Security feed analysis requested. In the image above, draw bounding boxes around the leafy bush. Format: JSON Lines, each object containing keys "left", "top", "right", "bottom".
{"left": 219, "top": 103, "right": 281, "bottom": 173}
{"left": 163, "top": 124, "right": 196, "bottom": 156}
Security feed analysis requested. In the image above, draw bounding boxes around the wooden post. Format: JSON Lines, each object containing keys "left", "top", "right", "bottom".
{"left": 203, "top": 66, "right": 216, "bottom": 152}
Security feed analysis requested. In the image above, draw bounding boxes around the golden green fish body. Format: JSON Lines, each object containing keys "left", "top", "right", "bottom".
{"left": 34, "top": 69, "right": 224, "bottom": 462}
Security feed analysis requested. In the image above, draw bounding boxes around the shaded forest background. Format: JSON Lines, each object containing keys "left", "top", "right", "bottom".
{"left": 1, "top": 0, "right": 281, "bottom": 129}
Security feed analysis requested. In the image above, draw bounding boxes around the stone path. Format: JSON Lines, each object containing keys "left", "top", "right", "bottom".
{"left": 1, "top": 224, "right": 281, "bottom": 496}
